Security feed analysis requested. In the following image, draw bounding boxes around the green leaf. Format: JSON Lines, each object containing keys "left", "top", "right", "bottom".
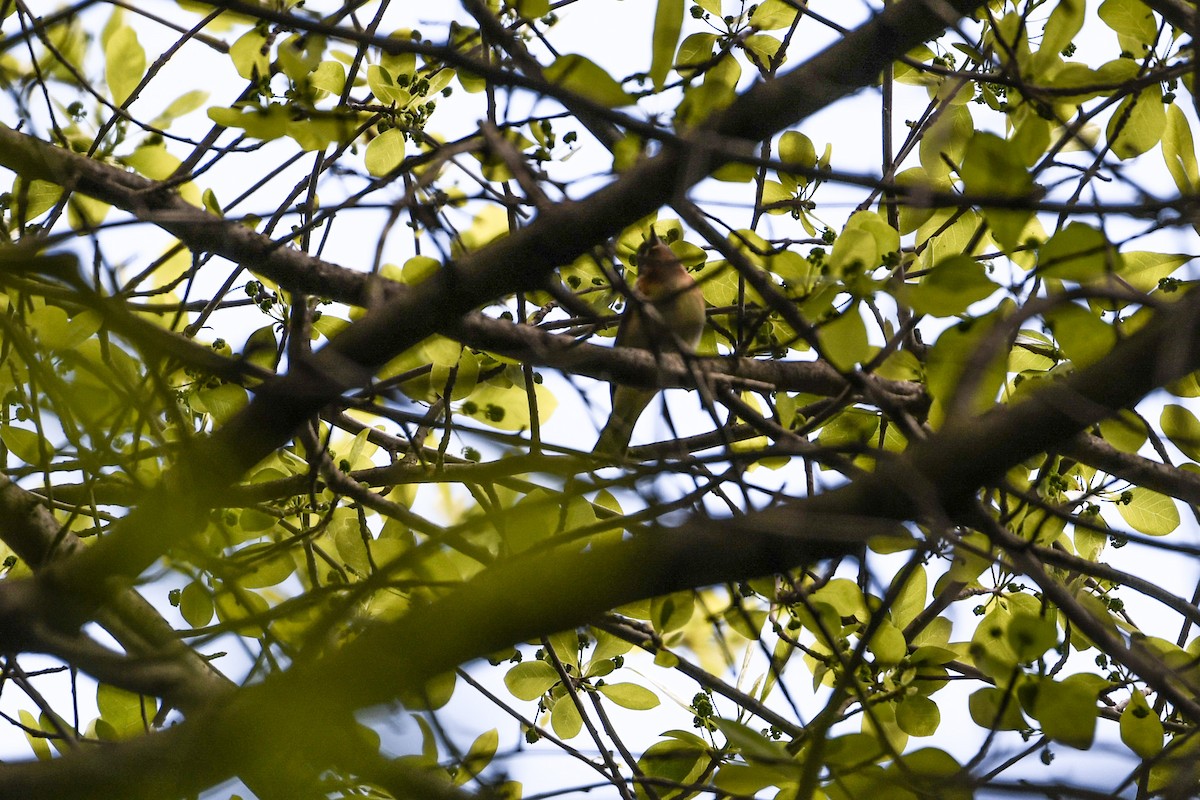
{"left": 208, "top": 104, "right": 290, "bottom": 141}
{"left": 713, "top": 718, "right": 786, "bottom": 762}
{"left": 398, "top": 671, "right": 456, "bottom": 711}
{"left": 675, "top": 32, "right": 716, "bottom": 76}
{"left": 1107, "top": 84, "right": 1166, "bottom": 160}
{"left": 779, "top": 130, "right": 817, "bottom": 174}
{"left": 902, "top": 255, "right": 999, "bottom": 317}
{"left": 311, "top": 61, "right": 347, "bottom": 96}
{"left": 816, "top": 407, "right": 879, "bottom": 449}
{"left": 1121, "top": 689, "right": 1164, "bottom": 758}
{"left": 676, "top": 52, "right": 740, "bottom": 125}
{"left": 713, "top": 763, "right": 794, "bottom": 796}
{"left": 590, "top": 627, "right": 634, "bottom": 663}
{"left": 810, "top": 578, "right": 868, "bottom": 619}
{"left": 636, "top": 738, "right": 709, "bottom": 800}
{"left": 192, "top": 384, "right": 249, "bottom": 425}
{"left": 890, "top": 565, "right": 928, "bottom": 630}
{"left": 20, "top": 711, "right": 51, "bottom": 760}
{"left": 1, "top": 425, "right": 46, "bottom": 464}
{"left": 1098, "top": 0, "right": 1159, "bottom": 53}
{"left": 230, "top": 27, "right": 271, "bottom": 81}
{"left": 1099, "top": 409, "right": 1148, "bottom": 452}
{"left": 869, "top": 621, "right": 908, "bottom": 665}
{"left": 232, "top": 542, "right": 297, "bottom": 588}
{"left": 504, "top": 661, "right": 559, "bottom": 701}
{"left": 97, "top": 683, "right": 155, "bottom": 740}
{"left": 11, "top": 178, "right": 62, "bottom": 222}
{"left": 105, "top": 25, "right": 145, "bottom": 105}
{"left": 278, "top": 33, "right": 323, "bottom": 82}
{"left": 750, "top": 0, "right": 799, "bottom": 30}
{"left": 760, "top": 179, "right": 793, "bottom": 213}
{"left": 509, "top": 0, "right": 550, "bottom": 16}
{"left": 829, "top": 210, "right": 900, "bottom": 276}
{"left": 365, "top": 128, "right": 408, "bottom": 176}
{"left": 651, "top": 591, "right": 694, "bottom": 633}
{"left": 287, "top": 111, "right": 361, "bottom": 151}
{"left": 1163, "top": 104, "right": 1199, "bottom": 195}
{"left": 1075, "top": 525, "right": 1108, "bottom": 561}
{"left": 969, "top": 686, "right": 1027, "bottom": 731}
{"left": 544, "top": 55, "right": 634, "bottom": 108}
{"left": 743, "top": 34, "right": 783, "bottom": 67}
{"left": 368, "top": 65, "right": 410, "bottom": 106}
{"left": 1117, "top": 486, "right": 1180, "bottom": 535}
{"left": 550, "top": 697, "right": 582, "bottom": 739}
{"left": 152, "top": 90, "right": 209, "bottom": 127}
{"left": 1162, "top": 404, "right": 1200, "bottom": 461}
{"left": 650, "top": 0, "right": 684, "bottom": 91}
{"left": 1044, "top": 301, "right": 1116, "bottom": 368}
{"left": 925, "top": 313, "right": 1006, "bottom": 426}
{"left": 919, "top": 104, "right": 972, "bottom": 180}
{"left": 818, "top": 302, "right": 870, "bottom": 370}
{"left": 598, "top": 682, "right": 660, "bottom": 710}
{"left": 1006, "top": 611, "right": 1058, "bottom": 662}
{"left": 457, "top": 729, "right": 499, "bottom": 785}
{"left": 960, "top": 132, "right": 1034, "bottom": 250}
{"left": 1042, "top": 0, "right": 1086, "bottom": 56}
{"left": 179, "top": 581, "right": 214, "bottom": 627}
{"left": 1034, "top": 674, "right": 1100, "bottom": 749}
{"left": 824, "top": 732, "right": 886, "bottom": 766}
{"left": 1114, "top": 251, "right": 1191, "bottom": 294}
{"left": 1038, "top": 223, "right": 1116, "bottom": 281}
{"left": 402, "top": 255, "right": 440, "bottom": 285}
{"left": 895, "top": 696, "right": 941, "bottom": 737}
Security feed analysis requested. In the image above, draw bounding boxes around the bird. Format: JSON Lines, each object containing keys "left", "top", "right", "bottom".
{"left": 594, "top": 229, "right": 706, "bottom": 455}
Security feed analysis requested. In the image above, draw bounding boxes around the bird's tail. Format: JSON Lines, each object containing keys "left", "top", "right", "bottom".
{"left": 593, "top": 413, "right": 635, "bottom": 456}
{"left": 593, "top": 386, "right": 655, "bottom": 456}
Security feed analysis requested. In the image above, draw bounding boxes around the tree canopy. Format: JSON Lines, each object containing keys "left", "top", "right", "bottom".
{"left": 1, "top": 0, "right": 1199, "bottom": 798}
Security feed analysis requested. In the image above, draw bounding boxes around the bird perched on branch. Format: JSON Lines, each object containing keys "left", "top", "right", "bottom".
{"left": 594, "top": 230, "right": 706, "bottom": 455}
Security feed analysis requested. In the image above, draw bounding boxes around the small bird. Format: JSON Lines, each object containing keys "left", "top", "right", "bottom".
{"left": 594, "top": 230, "right": 706, "bottom": 455}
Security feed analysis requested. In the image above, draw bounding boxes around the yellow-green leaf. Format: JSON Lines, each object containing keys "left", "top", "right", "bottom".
{"left": 895, "top": 696, "right": 941, "bottom": 737}
{"left": 1163, "top": 104, "right": 1200, "bottom": 196}
{"left": 550, "top": 697, "right": 583, "bottom": 739}
{"left": 457, "top": 729, "right": 499, "bottom": 784}
{"left": 598, "top": 682, "right": 660, "bottom": 710}
{"left": 901, "top": 255, "right": 999, "bottom": 317}
{"left": 105, "top": 26, "right": 145, "bottom": 105}
{"left": 1034, "top": 674, "right": 1100, "bottom": 749}
{"left": 230, "top": 27, "right": 271, "bottom": 81}
{"left": 365, "top": 128, "right": 408, "bottom": 176}
{"left": 544, "top": 55, "right": 634, "bottom": 108}
{"left": 1, "top": 425, "right": 46, "bottom": 464}
{"left": 1120, "top": 689, "right": 1164, "bottom": 758}
{"left": 1098, "top": 0, "right": 1159, "bottom": 52}
{"left": 179, "top": 581, "right": 214, "bottom": 627}
{"left": 650, "top": 0, "right": 684, "bottom": 91}
{"left": 1038, "top": 223, "right": 1116, "bottom": 281}
{"left": 311, "top": 61, "right": 346, "bottom": 97}
{"left": 504, "top": 661, "right": 559, "bottom": 701}
{"left": 819, "top": 302, "right": 870, "bottom": 370}
{"left": 1117, "top": 486, "right": 1180, "bottom": 536}
{"left": 750, "top": 0, "right": 799, "bottom": 30}
{"left": 1162, "top": 404, "right": 1200, "bottom": 461}
{"left": 969, "top": 687, "right": 1027, "bottom": 731}
{"left": 1107, "top": 84, "right": 1166, "bottom": 160}
{"left": 192, "top": 384, "right": 249, "bottom": 425}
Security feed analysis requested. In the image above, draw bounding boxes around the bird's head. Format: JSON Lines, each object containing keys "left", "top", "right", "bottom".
{"left": 635, "top": 230, "right": 689, "bottom": 293}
